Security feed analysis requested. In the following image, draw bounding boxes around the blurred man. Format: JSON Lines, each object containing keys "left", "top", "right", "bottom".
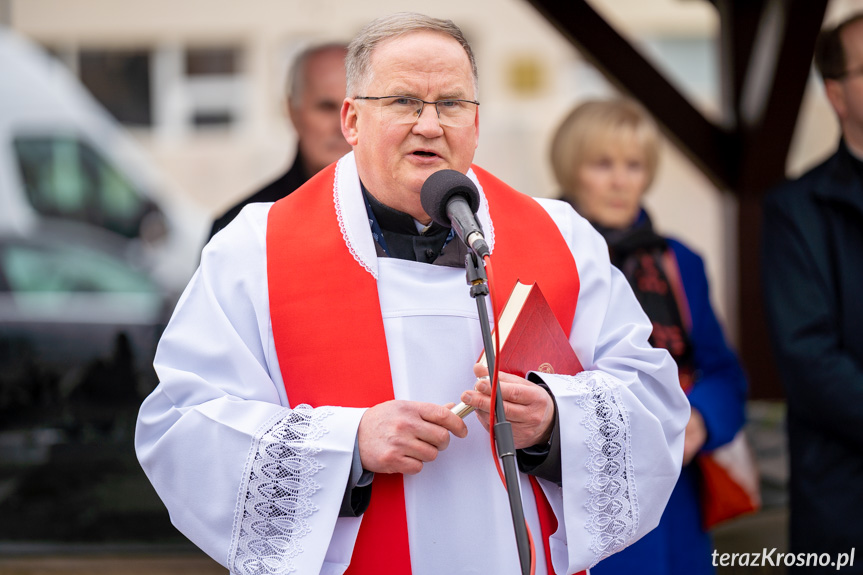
{"left": 137, "top": 13, "right": 688, "bottom": 574}
{"left": 762, "top": 12, "right": 863, "bottom": 571}
{"left": 208, "top": 42, "right": 350, "bottom": 239}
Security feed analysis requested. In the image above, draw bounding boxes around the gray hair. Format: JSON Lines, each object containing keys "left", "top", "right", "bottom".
{"left": 288, "top": 42, "right": 348, "bottom": 107}
{"left": 550, "top": 98, "right": 661, "bottom": 197}
{"left": 346, "top": 12, "right": 478, "bottom": 97}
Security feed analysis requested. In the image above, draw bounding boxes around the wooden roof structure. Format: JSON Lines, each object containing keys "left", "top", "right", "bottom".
{"left": 526, "top": 0, "right": 831, "bottom": 399}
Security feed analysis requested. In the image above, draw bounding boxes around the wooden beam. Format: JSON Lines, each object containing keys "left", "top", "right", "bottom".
{"left": 725, "top": 0, "right": 828, "bottom": 400}
{"left": 716, "top": 0, "right": 767, "bottom": 128}
{"left": 735, "top": 0, "right": 828, "bottom": 191}
{"left": 524, "top": 0, "right": 735, "bottom": 190}
{"left": 525, "top": 0, "right": 828, "bottom": 400}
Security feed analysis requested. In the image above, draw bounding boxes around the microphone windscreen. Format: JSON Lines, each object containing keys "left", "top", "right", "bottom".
{"left": 420, "top": 169, "right": 480, "bottom": 228}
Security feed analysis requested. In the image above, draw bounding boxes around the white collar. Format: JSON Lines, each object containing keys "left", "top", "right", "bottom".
{"left": 332, "top": 151, "right": 495, "bottom": 279}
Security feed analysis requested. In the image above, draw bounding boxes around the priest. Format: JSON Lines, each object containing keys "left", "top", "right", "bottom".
{"left": 135, "top": 12, "right": 689, "bottom": 575}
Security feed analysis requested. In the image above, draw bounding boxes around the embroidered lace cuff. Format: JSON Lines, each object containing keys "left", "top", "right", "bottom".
{"left": 565, "top": 371, "right": 638, "bottom": 565}
{"left": 228, "top": 404, "right": 332, "bottom": 575}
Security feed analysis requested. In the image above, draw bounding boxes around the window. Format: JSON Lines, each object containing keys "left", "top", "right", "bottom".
{"left": 184, "top": 46, "right": 244, "bottom": 129}
{"left": 14, "top": 136, "right": 153, "bottom": 238}
{"left": 186, "top": 47, "right": 238, "bottom": 76}
{"left": 79, "top": 49, "right": 152, "bottom": 126}
{"left": 47, "top": 44, "right": 246, "bottom": 134}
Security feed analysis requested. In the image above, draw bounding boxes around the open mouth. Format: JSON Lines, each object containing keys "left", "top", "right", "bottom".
{"left": 413, "top": 151, "right": 438, "bottom": 157}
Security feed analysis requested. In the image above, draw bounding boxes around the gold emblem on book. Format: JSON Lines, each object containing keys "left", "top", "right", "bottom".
{"left": 538, "top": 362, "right": 554, "bottom": 374}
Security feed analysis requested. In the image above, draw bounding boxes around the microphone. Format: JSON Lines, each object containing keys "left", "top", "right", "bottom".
{"left": 420, "top": 169, "right": 490, "bottom": 258}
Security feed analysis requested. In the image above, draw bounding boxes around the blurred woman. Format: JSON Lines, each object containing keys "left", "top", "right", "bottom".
{"left": 550, "top": 98, "right": 748, "bottom": 575}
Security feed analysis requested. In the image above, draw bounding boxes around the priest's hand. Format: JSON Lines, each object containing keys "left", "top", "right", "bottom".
{"left": 459, "top": 364, "right": 555, "bottom": 450}
{"left": 358, "top": 400, "right": 468, "bottom": 475}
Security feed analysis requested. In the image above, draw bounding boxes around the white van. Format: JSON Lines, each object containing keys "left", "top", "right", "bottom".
{"left": 0, "top": 25, "right": 207, "bottom": 291}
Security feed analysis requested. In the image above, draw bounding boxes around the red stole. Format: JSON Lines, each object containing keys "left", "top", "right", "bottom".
{"left": 267, "top": 161, "right": 581, "bottom": 574}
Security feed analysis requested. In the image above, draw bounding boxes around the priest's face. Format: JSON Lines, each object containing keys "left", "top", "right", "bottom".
{"left": 341, "top": 30, "right": 480, "bottom": 224}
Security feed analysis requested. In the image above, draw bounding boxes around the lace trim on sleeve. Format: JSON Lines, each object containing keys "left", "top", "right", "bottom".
{"left": 566, "top": 371, "right": 638, "bottom": 565}
{"left": 228, "top": 404, "right": 333, "bottom": 574}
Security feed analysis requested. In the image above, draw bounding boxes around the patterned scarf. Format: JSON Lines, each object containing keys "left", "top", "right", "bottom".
{"left": 593, "top": 211, "right": 695, "bottom": 378}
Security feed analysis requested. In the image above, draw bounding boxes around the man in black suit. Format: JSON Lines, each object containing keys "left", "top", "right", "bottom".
{"left": 209, "top": 43, "right": 350, "bottom": 239}
{"left": 762, "top": 12, "right": 863, "bottom": 571}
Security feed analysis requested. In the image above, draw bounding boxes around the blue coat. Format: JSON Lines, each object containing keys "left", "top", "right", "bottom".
{"left": 591, "top": 237, "right": 748, "bottom": 575}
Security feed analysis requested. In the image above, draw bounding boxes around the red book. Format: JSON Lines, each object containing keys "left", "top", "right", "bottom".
{"left": 452, "top": 280, "right": 583, "bottom": 418}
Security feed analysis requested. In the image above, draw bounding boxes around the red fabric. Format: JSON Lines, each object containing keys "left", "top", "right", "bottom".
{"left": 473, "top": 165, "right": 578, "bottom": 332}
{"left": 529, "top": 477, "right": 585, "bottom": 575}
{"left": 267, "top": 162, "right": 581, "bottom": 573}
{"left": 267, "top": 164, "right": 411, "bottom": 574}
{"left": 697, "top": 453, "right": 758, "bottom": 529}
{"left": 477, "top": 165, "right": 586, "bottom": 574}
{"left": 529, "top": 477, "right": 558, "bottom": 574}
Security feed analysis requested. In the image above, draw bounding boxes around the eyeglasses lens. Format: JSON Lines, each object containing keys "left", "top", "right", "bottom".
{"left": 378, "top": 97, "right": 476, "bottom": 128}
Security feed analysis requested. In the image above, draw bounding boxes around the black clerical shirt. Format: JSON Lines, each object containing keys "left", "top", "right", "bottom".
{"left": 361, "top": 185, "right": 468, "bottom": 266}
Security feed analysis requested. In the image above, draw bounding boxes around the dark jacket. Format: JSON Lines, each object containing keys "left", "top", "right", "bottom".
{"left": 208, "top": 148, "right": 309, "bottom": 240}
{"left": 762, "top": 141, "right": 863, "bottom": 565}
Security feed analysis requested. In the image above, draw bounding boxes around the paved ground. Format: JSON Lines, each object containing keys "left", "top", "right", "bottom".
{"left": 705, "top": 400, "right": 791, "bottom": 575}
{"left": 714, "top": 507, "right": 790, "bottom": 575}
{"left": 0, "top": 508, "right": 791, "bottom": 575}
{"left": 0, "top": 554, "right": 225, "bottom": 575}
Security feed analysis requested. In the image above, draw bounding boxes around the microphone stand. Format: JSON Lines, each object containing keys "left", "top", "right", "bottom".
{"left": 464, "top": 252, "right": 531, "bottom": 575}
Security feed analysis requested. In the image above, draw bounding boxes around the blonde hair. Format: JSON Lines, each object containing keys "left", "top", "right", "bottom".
{"left": 550, "top": 98, "right": 660, "bottom": 198}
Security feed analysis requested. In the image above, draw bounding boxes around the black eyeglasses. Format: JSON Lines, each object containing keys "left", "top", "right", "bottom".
{"left": 354, "top": 96, "right": 479, "bottom": 128}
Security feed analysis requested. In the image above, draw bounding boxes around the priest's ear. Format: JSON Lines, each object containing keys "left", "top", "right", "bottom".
{"left": 341, "top": 99, "right": 360, "bottom": 146}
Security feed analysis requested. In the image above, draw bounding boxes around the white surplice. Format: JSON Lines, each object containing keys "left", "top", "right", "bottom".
{"left": 135, "top": 152, "right": 689, "bottom": 575}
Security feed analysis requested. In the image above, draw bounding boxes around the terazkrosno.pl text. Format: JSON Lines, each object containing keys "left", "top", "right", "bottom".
{"left": 712, "top": 548, "right": 855, "bottom": 570}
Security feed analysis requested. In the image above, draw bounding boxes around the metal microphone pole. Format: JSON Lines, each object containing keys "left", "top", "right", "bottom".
{"left": 464, "top": 252, "right": 531, "bottom": 575}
